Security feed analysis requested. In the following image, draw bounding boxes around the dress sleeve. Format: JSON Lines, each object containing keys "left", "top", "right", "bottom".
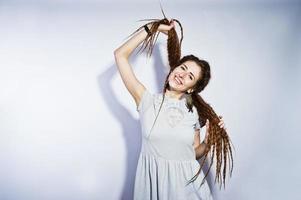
{"left": 194, "top": 119, "right": 201, "bottom": 130}
{"left": 136, "top": 89, "right": 154, "bottom": 113}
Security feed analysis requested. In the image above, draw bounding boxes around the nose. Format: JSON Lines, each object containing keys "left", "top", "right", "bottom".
{"left": 179, "top": 71, "right": 188, "bottom": 78}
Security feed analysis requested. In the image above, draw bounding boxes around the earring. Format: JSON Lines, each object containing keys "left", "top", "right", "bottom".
{"left": 185, "top": 91, "right": 193, "bottom": 106}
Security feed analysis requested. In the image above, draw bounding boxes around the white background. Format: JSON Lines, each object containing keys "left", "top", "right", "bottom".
{"left": 0, "top": 0, "right": 300, "bottom": 199}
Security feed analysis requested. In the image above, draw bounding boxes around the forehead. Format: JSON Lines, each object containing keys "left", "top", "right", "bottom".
{"left": 181, "top": 60, "right": 202, "bottom": 79}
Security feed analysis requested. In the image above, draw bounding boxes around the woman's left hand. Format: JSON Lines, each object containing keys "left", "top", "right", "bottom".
{"left": 204, "top": 116, "right": 226, "bottom": 144}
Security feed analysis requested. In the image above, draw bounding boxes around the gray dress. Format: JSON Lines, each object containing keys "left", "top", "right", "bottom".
{"left": 133, "top": 89, "right": 213, "bottom": 200}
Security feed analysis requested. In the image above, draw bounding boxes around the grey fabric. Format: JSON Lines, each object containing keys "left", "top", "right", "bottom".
{"left": 134, "top": 89, "right": 213, "bottom": 200}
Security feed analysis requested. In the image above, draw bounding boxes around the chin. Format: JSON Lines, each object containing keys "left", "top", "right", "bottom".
{"left": 168, "top": 81, "right": 185, "bottom": 92}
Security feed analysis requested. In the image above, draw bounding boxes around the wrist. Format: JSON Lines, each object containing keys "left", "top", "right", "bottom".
{"left": 144, "top": 24, "right": 152, "bottom": 36}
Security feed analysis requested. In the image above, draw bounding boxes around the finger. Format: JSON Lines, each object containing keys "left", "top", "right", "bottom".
{"left": 218, "top": 120, "right": 224, "bottom": 126}
{"left": 160, "top": 24, "right": 174, "bottom": 31}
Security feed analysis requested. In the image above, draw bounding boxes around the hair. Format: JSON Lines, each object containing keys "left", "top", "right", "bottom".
{"left": 129, "top": 13, "right": 234, "bottom": 189}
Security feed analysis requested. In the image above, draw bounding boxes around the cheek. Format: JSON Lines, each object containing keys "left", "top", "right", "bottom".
{"left": 185, "top": 81, "right": 197, "bottom": 90}
{"left": 167, "top": 75, "right": 173, "bottom": 83}
{"left": 187, "top": 79, "right": 196, "bottom": 87}
{"left": 168, "top": 71, "right": 177, "bottom": 82}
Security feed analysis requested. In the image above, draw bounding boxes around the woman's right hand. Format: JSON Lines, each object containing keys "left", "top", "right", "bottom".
{"left": 156, "top": 19, "right": 175, "bottom": 35}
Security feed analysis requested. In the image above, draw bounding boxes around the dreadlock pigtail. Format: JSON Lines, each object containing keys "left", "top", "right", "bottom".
{"left": 167, "top": 18, "right": 183, "bottom": 70}
{"left": 188, "top": 93, "right": 234, "bottom": 189}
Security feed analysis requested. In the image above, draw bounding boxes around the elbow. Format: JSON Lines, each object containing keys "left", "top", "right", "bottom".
{"left": 114, "top": 49, "right": 125, "bottom": 58}
{"left": 114, "top": 48, "right": 130, "bottom": 59}
{"left": 113, "top": 49, "right": 120, "bottom": 58}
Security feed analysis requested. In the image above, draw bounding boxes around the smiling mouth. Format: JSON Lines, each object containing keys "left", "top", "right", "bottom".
{"left": 174, "top": 75, "right": 183, "bottom": 85}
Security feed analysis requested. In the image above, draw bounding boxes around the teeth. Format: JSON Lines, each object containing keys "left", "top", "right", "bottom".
{"left": 175, "top": 76, "right": 182, "bottom": 85}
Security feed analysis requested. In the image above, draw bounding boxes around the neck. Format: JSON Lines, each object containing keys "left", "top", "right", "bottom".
{"left": 165, "top": 89, "right": 185, "bottom": 100}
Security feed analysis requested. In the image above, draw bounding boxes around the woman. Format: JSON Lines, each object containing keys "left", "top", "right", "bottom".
{"left": 114, "top": 18, "right": 233, "bottom": 200}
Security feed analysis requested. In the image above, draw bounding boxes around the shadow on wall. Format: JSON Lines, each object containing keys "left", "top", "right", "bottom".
{"left": 97, "top": 44, "right": 216, "bottom": 199}
{"left": 97, "top": 59, "right": 140, "bottom": 199}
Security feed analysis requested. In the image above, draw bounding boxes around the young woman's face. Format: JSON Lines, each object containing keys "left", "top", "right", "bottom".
{"left": 168, "top": 60, "right": 202, "bottom": 93}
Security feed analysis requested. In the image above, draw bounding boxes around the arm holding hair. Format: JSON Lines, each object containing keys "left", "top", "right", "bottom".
{"left": 114, "top": 21, "right": 175, "bottom": 107}
{"left": 113, "top": 26, "right": 150, "bottom": 107}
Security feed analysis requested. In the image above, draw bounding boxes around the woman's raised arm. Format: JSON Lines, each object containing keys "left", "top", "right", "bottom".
{"left": 113, "top": 24, "right": 151, "bottom": 107}
{"left": 113, "top": 21, "right": 174, "bottom": 107}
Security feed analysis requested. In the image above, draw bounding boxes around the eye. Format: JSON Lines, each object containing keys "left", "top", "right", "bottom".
{"left": 189, "top": 75, "right": 193, "bottom": 80}
{"left": 181, "top": 66, "right": 185, "bottom": 70}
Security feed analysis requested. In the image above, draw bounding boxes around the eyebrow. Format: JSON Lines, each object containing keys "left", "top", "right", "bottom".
{"left": 183, "top": 64, "right": 195, "bottom": 79}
